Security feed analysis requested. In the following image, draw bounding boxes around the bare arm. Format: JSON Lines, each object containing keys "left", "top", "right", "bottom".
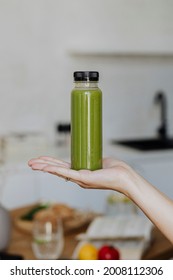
{"left": 124, "top": 167, "right": 173, "bottom": 244}
{"left": 28, "top": 156, "right": 173, "bottom": 244}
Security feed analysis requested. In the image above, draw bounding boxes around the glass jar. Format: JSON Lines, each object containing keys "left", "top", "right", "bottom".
{"left": 105, "top": 192, "right": 138, "bottom": 216}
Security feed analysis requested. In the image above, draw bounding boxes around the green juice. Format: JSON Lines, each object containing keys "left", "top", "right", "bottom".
{"left": 71, "top": 77, "right": 102, "bottom": 170}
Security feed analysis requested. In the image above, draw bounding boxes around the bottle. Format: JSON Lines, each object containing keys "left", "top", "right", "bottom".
{"left": 71, "top": 71, "right": 102, "bottom": 170}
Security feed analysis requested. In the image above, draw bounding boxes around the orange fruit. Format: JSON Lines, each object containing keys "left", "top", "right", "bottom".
{"left": 78, "top": 243, "right": 98, "bottom": 260}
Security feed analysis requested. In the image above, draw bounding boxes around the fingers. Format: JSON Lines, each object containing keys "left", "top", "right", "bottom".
{"left": 29, "top": 162, "right": 50, "bottom": 171}
{"left": 42, "top": 165, "right": 83, "bottom": 181}
{"left": 39, "top": 156, "right": 71, "bottom": 167}
{"left": 28, "top": 156, "right": 70, "bottom": 168}
{"left": 43, "top": 166, "right": 96, "bottom": 189}
{"left": 28, "top": 156, "right": 91, "bottom": 184}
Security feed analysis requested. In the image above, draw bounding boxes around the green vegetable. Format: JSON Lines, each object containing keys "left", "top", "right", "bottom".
{"left": 34, "top": 238, "right": 49, "bottom": 244}
{"left": 21, "top": 203, "right": 50, "bottom": 221}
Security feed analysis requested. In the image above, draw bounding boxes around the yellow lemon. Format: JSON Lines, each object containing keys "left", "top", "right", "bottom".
{"left": 78, "top": 243, "right": 98, "bottom": 260}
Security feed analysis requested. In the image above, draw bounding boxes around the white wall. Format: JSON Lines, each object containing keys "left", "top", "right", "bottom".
{"left": 0, "top": 0, "right": 173, "bottom": 142}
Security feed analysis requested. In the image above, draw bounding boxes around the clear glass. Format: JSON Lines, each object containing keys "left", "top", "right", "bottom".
{"left": 71, "top": 81, "right": 102, "bottom": 170}
{"left": 32, "top": 218, "right": 64, "bottom": 259}
{"left": 105, "top": 192, "right": 138, "bottom": 216}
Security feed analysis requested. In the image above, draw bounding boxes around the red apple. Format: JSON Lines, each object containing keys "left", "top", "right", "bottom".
{"left": 98, "top": 245, "right": 120, "bottom": 260}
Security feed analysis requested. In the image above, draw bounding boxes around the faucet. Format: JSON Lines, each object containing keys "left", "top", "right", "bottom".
{"left": 154, "top": 91, "right": 168, "bottom": 140}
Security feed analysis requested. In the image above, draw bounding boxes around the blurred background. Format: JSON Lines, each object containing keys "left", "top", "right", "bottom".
{"left": 1, "top": 0, "right": 173, "bottom": 140}
{"left": 0, "top": 0, "right": 173, "bottom": 211}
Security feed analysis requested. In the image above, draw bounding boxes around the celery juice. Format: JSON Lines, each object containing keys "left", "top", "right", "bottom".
{"left": 71, "top": 71, "right": 102, "bottom": 170}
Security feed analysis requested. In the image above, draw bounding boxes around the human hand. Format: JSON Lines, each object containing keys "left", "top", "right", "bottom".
{"left": 28, "top": 156, "right": 136, "bottom": 196}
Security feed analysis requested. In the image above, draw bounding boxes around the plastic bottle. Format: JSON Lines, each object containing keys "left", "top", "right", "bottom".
{"left": 71, "top": 71, "right": 102, "bottom": 170}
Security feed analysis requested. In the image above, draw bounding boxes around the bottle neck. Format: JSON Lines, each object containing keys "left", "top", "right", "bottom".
{"left": 74, "top": 81, "right": 98, "bottom": 88}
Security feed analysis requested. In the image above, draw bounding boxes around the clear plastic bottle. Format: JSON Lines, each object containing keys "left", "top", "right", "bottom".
{"left": 71, "top": 71, "right": 102, "bottom": 170}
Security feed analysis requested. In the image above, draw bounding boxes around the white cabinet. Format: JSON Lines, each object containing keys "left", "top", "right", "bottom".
{"left": 0, "top": 167, "right": 41, "bottom": 209}
{"left": 67, "top": 0, "right": 173, "bottom": 54}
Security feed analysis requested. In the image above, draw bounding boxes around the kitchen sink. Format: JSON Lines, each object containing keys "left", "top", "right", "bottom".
{"left": 112, "top": 138, "right": 173, "bottom": 151}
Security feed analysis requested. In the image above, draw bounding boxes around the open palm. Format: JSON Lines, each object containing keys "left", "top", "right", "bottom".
{"left": 28, "top": 156, "right": 132, "bottom": 194}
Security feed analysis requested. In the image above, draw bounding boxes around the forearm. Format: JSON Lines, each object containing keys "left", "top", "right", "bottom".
{"left": 126, "top": 170, "right": 173, "bottom": 244}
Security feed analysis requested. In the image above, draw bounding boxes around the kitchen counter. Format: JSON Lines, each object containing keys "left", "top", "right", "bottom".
{"left": 104, "top": 140, "right": 173, "bottom": 162}
{"left": 6, "top": 204, "right": 173, "bottom": 260}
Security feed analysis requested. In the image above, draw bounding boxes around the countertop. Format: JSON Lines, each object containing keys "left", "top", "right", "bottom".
{"left": 104, "top": 140, "right": 173, "bottom": 162}
{"left": 6, "top": 204, "right": 173, "bottom": 260}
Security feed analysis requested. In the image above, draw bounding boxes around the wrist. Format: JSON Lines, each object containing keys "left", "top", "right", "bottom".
{"left": 124, "top": 167, "right": 152, "bottom": 204}
{"left": 117, "top": 164, "right": 146, "bottom": 199}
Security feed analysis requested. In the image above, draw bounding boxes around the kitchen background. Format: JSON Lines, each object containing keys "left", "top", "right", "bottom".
{"left": 0, "top": 0, "right": 173, "bottom": 212}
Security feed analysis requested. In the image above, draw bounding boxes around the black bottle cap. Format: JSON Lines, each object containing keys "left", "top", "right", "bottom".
{"left": 74, "top": 71, "right": 99, "bottom": 81}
